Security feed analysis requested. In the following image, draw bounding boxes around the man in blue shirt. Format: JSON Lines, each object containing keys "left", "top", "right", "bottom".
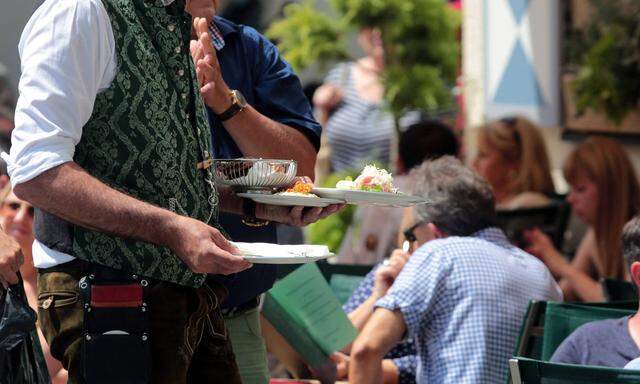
{"left": 189, "top": 3, "right": 322, "bottom": 383}
{"left": 348, "top": 157, "right": 562, "bottom": 384}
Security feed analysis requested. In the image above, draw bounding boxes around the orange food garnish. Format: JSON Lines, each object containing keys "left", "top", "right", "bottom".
{"left": 285, "top": 181, "right": 313, "bottom": 194}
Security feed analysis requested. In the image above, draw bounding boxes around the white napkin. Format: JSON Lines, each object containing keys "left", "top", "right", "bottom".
{"left": 231, "top": 242, "right": 331, "bottom": 258}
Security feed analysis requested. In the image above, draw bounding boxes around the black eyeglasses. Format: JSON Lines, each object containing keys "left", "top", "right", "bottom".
{"left": 403, "top": 221, "right": 425, "bottom": 243}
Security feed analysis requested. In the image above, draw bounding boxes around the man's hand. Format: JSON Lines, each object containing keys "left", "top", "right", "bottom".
{"left": 255, "top": 203, "right": 344, "bottom": 227}
{"left": 373, "top": 250, "right": 410, "bottom": 297}
{"left": 166, "top": 215, "right": 252, "bottom": 275}
{"left": 0, "top": 231, "right": 23, "bottom": 288}
{"left": 523, "top": 228, "right": 569, "bottom": 278}
{"left": 190, "top": 17, "right": 232, "bottom": 114}
{"left": 330, "top": 352, "right": 350, "bottom": 379}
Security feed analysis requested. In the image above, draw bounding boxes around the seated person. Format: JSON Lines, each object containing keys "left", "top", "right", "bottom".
{"left": 473, "top": 116, "right": 555, "bottom": 210}
{"left": 337, "top": 119, "right": 459, "bottom": 265}
{"left": 551, "top": 215, "right": 640, "bottom": 367}
{"left": 348, "top": 157, "right": 562, "bottom": 384}
{"left": 525, "top": 136, "right": 640, "bottom": 301}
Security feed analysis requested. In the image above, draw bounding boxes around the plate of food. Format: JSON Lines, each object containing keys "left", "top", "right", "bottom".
{"left": 237, "top": 181, "right": 345, "bottom": 207}
{"left": 312, "top": 165, "right": 427, "bottom": 207}
{"left": 232, "top": 242, "right": 334, "bottom": 264}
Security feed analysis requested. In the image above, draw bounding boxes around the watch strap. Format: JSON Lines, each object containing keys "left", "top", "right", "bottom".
{"left": 217, "top": 102, "right": 243, "bottom": 122}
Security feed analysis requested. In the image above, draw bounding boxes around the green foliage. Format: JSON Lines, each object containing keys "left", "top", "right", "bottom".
{"left": 569, "top": 0, "right": 640, "bottom": 123}
{"left": 306, "top": 172, "right": 357, "bottom": 252}
{"left": 330, "top": 0, "right": 404, "bottom": 28}
{"left": 265, "top": 0, "right": 460, "bottom": 120}
{"left": 265, "top": 1, "right": 348, "bottom": 71}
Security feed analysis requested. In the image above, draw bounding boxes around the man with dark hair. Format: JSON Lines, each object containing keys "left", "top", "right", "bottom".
{"left": 398, "top": 119, "right": 459, "bottom": 172}
{"left": 349, "top": 157, "right": 561, "bottom": 384}
{"left": 551, "top": 215, "right": 640, "bottom": 368}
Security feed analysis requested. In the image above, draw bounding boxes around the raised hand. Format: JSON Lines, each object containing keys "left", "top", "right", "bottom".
{"left": 373, "top": 249, "right": 411, "bottom": 297}
{"left": 190, "top": 17, "right": 232, "bottom": 114}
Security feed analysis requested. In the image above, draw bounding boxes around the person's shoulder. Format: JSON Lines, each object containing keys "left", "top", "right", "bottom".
{"left": 36, "top": 0, "right": 106, "bottom": 17}
{"left": 566, "top": 317, "right": 625, "bottom": 345}
{"left": 215, "top": 16, "right": 270, "bottom": 49}
{"left": 21, "top": 0, "right": 109, "bottom": 49}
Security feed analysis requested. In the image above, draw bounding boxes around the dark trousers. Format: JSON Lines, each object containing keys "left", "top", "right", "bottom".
{"left": 36, "top": 260, "right": 242, "bottom": 384}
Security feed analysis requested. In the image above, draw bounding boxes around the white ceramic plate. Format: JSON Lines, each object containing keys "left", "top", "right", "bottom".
{"left": 232, "top": 242, "right": 334, "bottom": 264}
{"left": 237, "top": 192, "right": 344, "bottom": 208}
{"left": 311, "top": 188, "right": 428, "bottom": 207}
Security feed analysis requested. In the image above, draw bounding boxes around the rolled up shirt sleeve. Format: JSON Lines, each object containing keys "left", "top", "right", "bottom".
{"left": 375, "top": 248, "right": 452, "bottom": 337}
{"left": 7, "top": 0, "right": 115, "bottom": 185}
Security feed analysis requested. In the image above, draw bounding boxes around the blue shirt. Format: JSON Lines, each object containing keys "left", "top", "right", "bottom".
{"left": 376, "top": 228, "right": 563, "bottom": 384}
{"left": 551, "top": 316, "right": 640, "bottom": 368}
{"left": 343, "top": 263, "right": 417, "bottom": 384}
{"left": 208, "top": 17, "right": 322, "bottom": 308}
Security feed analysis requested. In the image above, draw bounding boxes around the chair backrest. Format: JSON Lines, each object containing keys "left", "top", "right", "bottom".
{"left": 496, "top": 200, "right": 571, "bottom": 249}
{"left": 540, "top": 302, "right": 635, "bottom": 360}
{"left": 510, "top": 357, "right": 640, "bottom": 384}
{"left": 509, "top": 300, "right": 638, "bottom": 384}
{"left": 275, "top": 261, "right": 374, "bottom": 306}
{"left": 328, "top": 274, "right": 365, "bottom": 305}
{"left": 602, "top": 278, "right": 638, "bottom": 302}
{"left": 317, "top": 261, "right": 373, "bottom": 304}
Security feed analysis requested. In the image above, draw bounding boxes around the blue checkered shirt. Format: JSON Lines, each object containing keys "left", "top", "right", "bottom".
{"left": 376, "top": 227, "right": 562, "bottom": 384}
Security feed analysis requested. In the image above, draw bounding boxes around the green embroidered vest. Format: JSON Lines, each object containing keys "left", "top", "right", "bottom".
{"left": 72, "top": 0, "right": 215, "bottom": 287}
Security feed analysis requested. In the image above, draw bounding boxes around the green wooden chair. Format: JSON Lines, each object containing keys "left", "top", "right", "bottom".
{"left": 276, "top": 261, "right": 374, "bottom": 304}
{"left": 540, "top": 302, "right": 635, "bottom": 361}
{"left": 509, "top": 357, "right": 640, "bottom": 384}
{"left": 508, "top": 300, "right": 637, "bottom": 383}
{"left": 317, "top": 261, "right": 374, "bottom": 305}
{"left": 513, "top": 300, "right": 637, "bottom": 361}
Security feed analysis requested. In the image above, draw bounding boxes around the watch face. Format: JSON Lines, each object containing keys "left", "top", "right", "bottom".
{"left": 234, "top": 90, "right": 248, "bottom": 108}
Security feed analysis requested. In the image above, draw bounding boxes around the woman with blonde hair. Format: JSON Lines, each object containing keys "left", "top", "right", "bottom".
{"left": 525, "top": 136, "right": 640, "bottom": 301}
{"left": 473, "top": 116, "right": 555, "bottom": 209}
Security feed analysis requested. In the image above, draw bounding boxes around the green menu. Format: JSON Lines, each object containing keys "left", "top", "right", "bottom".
{"left": 262, "top": 263, "right": 358, "bottom": 367}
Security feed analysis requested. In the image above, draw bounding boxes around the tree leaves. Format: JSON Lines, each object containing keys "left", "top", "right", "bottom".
{"left": 265, "top": 0, "right": 460, "bottom": 120}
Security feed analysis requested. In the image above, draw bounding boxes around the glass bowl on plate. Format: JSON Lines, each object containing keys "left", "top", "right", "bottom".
{"left": 211, "top": 158, "right": 297, "bottom": 192}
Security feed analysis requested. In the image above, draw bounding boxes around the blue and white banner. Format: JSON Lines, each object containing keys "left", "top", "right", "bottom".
{"left": 484, "top": 0, "right": 559, "bottom": 127}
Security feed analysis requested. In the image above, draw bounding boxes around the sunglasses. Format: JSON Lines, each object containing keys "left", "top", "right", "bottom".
{"left": 403, "top": 221, "right": 425, "bottom": 243}
{"left": 2, "top": 202, "right": 35, "bottom": 218}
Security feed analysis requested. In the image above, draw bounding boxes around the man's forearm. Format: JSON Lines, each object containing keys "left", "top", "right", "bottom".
{"left": 14, "top": 162, "right": 179, "bottom": 248}
{"left": 349, "top": 293, "right": 383, "bottom": 332}
{"left": 223, "top": 106, "right": 317, "bottom": 178}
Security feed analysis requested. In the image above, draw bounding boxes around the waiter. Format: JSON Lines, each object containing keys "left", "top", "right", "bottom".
{"left": 3, "top": 0, "right": 337, "bottom": 382}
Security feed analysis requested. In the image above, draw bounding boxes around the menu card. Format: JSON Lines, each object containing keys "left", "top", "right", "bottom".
{"left": 262, "top": 263, "right": 358, "bottom": 367}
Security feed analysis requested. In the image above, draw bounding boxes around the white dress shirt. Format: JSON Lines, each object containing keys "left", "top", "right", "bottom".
{"left": 7, "top": 0, "right": 176, "bottom": 268}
